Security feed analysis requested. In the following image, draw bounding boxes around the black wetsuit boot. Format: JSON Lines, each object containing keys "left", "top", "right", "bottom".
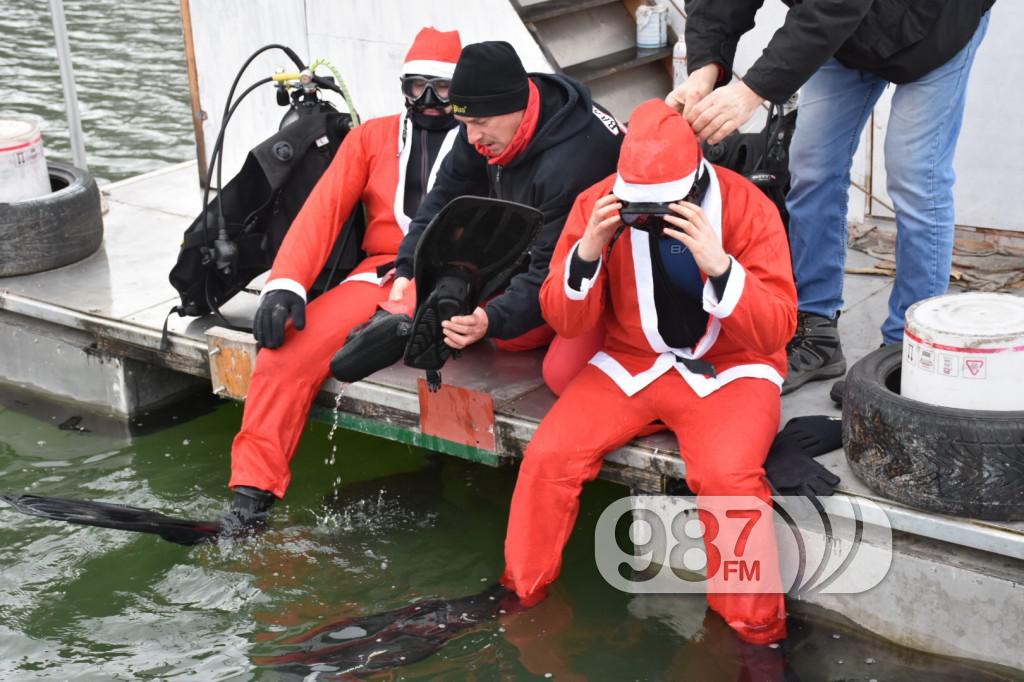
{"left": 221, "top": 486, "right": 276, "bottom": 535}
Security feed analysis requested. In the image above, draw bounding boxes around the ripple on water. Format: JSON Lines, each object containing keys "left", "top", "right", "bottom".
{"left": 0, "top": 0, "right": 193, "bottom": 183}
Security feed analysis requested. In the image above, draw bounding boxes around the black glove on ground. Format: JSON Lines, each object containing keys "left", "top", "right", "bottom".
{"left": 764, "top": 415, "right": 842, "bottom": 497}
{"left": 253, "top": 290, "right": 306, "bottom": 349}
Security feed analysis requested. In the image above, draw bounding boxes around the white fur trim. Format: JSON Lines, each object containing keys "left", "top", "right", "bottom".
{"left": 259, "top": 278, "right": 306, "bottom": 303}
{"left": 590, "top": 350, "right": 783, "bottom": 398}
{"left": 394, "top": 112, "right": 459, "bottom": 235}
{"left": 702, "top": 257, "right": 745, "bottom": 318}
{"left": 428, "top": 126, "right": 458, "bottom": 191}
{"left": 613, "top": 166, "right": 696, "bottom": 203}
{"left": 630, "top": 226, "right": 721, "bottom": 359}
{"left": 673, "top": 361, "right": 784, "bottom": 398}
{"left": 402, "top": 59, "right": 456, "bottom": 79}
{"left": 563, "top": 241, "right": 602, "bottom": 300}
{"left": 342, "top": 271, "right": 386, "bottom": 286}
{"left": 589, "top": 352, "right": 676, "bottom": 397}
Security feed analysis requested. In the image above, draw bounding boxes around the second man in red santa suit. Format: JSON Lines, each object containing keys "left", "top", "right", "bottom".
{"left": 501, "top": 99, "right": 798, "bottom": 645}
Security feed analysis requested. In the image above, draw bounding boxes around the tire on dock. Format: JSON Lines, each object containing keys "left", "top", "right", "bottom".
{"left": 0, "top": 161, "right": 103, "bottom": 277}
{"left": 843, "top": 343, "right": 1024, "bottom": 521}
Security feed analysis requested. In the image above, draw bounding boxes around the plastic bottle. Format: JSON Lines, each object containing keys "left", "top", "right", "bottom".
{"left": 672, "top": 38, "right": 688, "bottom": 88}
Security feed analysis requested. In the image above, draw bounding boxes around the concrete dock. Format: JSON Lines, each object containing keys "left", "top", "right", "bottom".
{"left": 1, "top": 162, "right": 1022, "bottom": 672}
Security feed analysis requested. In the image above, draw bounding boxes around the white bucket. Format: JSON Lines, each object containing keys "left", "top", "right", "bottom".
{"left": 902, "top": 292, "right": 1024, "bottom": 411}
{"left": 0, "top": 119, "right": 50, "bottom": 203}
{"left": 637, "top": 5, "right": 668, "bottom": 49}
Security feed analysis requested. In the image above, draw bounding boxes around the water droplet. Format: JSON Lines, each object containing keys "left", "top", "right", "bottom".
{"left": 865, "top": 658, "right": 876, "bottom": 665}
{"left": 36, "top": 440, "right": 46, "bottom": 446}
{"left": 836, "top": 659, "right": 844, "bottom": 665}
{"left": 498, "top": 626, "right": 506, "bottom": 633}
{"left": 182, "top": 438, "right": 190, "bottom": 445}
{"left": 832, "top": 633, "right": 841, "bottom": 639}
{"left": 438, "top": 623, "right": 446, "bottom": 629}
{"left": 545, "top": 674, "right": 553, "bottom": 678}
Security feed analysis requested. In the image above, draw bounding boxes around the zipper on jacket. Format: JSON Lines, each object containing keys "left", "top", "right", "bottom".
{"left": 494, "top": 165, "right": 502, "bottom": 197}
{"left": 419, "top": 128, "right": 429, "bottom": 202}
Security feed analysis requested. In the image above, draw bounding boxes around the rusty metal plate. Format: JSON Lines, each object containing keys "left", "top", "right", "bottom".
{"left": 417, "top": 378, "right": 496, "bottom": 452}
{"left": 206, "top": 326, "right": 257, "bottom": 400}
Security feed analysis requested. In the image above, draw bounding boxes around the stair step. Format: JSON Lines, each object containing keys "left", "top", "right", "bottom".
{"left": 518, "top": 0, "right": 621, "bottom": 24}
{"left": 564, "top": 46, "right": 672, "bottom": 84}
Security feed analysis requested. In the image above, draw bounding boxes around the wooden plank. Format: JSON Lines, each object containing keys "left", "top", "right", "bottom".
{"left": 179, "top": 0, "right": 208, "bottom": 182}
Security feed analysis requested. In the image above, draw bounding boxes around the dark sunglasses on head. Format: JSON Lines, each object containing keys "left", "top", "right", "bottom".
{"left": 400, "top": 75, "right": 451, "bottom": 103}
{"left": 618, "top": 165, "right": 710, "bottom": 236}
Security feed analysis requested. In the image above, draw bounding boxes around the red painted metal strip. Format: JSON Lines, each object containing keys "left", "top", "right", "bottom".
{"left": 0, "top": 135, "right": 42, "bottom": 153}
{"left": 418, "top": 378, "right": 497, "bottom": 452}
{"left": 904, "top": 328, "right": 1024, "bottom": 354}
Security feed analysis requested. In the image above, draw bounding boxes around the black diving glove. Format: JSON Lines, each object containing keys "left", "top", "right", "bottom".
{"left": 219, "top": 485, "right": 276, "bottom": 537}
{"left": 764, "top": 416, "right": 842, "bottom": 497}
{"left": 253, "top": 290, "right": 306, "bottom": 349}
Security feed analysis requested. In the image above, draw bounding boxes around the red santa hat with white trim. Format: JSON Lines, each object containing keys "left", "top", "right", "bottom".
{"left": 402, "top": 27, "right": 462, "bottom": 80}
{"left": 613, "top": 98, "right": 703, "bottom": 203}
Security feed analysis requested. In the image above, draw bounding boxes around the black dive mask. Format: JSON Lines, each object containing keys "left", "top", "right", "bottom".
{"left": 619, "top": 165, "right": 710, "bottom": 236}
{"left": 401, "top": 74, "right": 451, "bottom": 113}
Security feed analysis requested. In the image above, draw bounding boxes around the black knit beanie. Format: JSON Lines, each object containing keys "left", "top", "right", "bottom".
{"left": 449, "top": 41, "right": 529, "bottom": 117}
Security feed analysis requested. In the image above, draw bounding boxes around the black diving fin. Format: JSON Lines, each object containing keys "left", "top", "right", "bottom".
{"left": 0, "top": 493, "right": 222, "bottom": 546}
{"left": 259, "top": 583, "right": 521, "bottom": 675}
{"left": 404, "top": 196, "right": 543, "bottom": 390}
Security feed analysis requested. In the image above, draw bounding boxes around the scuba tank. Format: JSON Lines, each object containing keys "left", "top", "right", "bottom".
{"left": 168, "top": 46, "right": 364, "bottom": 332}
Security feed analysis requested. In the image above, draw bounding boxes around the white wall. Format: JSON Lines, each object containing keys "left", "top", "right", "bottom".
{"left": 186, "top": 0, "right": 552, "bottom": 180}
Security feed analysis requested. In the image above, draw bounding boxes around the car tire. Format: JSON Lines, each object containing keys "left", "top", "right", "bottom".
{"left": 843, "top": 343, "right": 1024, "bottom": 521}
{"left": 0, "top": 161, "right": 103, "bottom": 277}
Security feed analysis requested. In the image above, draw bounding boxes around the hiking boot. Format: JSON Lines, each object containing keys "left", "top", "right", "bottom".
{"left": 782, "top": 312, "right": 846, "bottom": 395}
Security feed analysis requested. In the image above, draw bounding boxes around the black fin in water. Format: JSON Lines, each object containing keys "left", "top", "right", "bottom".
{"left": 260, "top": 584, "right": 520, "bottom": 676}
{"left": 0, "top": 493, "right": 222, "bottom": 546}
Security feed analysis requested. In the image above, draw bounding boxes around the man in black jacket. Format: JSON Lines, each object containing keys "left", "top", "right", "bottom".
{"left": 668, "top": 0, "right": 993, "bottom": 393}
{"left": 389, "top": 41, "right": 623, "bottom": 352}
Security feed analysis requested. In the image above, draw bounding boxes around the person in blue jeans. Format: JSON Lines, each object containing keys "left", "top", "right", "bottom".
{"left": 667, "top": 0, "right": 993, "bottom": 393}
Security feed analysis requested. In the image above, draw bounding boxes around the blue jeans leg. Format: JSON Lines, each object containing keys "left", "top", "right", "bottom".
{"left": 881, "top": 13, "right": 990, "bottom": 344}
{"left": 787, "top": 59, "right": 886, "bottom": 319}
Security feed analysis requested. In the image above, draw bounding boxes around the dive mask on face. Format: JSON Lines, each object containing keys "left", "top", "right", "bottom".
{"left": 400, "top": 75, "right": 451, "bottom": 112}
{"left": 618, "top": 165, "right": 710, "bottom": 236}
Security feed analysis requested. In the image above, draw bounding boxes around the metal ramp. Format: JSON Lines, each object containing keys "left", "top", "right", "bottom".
{"left": 512, "top": 0, "right": 673, "bottom": 120}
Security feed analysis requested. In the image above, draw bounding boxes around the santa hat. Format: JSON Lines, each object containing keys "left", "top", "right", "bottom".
{"left": 402, "top": 27, "right": 462, "bottom": 80}
{"left": 613, "top": 99, "right": 703, "bottom": 203}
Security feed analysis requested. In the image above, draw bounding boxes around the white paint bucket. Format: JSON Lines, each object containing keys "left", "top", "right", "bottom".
{"left": 902, "top": 292, "right": 1024, "bottom": 411}
{"left": 636, "top": 5, "right": 668, "bottom": 49}
{"left": 0, "top": 119, "right": 50, "bottom": 202}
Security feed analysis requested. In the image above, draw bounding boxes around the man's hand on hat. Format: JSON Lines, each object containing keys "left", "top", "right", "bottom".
{"left": 663, "top": 202, "right": 731, "bottom": 278}
{"left": 686, "top": 80, "right": 764, "bottom": 145}
{"left": 441, "top": 306, "right": 489, "bottom": 349}
{"left": 665, "top": 64, "right": 718, "bottom": 117}
{"left": 578, "top": 193, "right": 623, "bottom": 262}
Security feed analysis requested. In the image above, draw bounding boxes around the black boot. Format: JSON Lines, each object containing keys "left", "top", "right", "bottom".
{"left": 220, "top": 486, "right": 275, "bottom": 537}
{"left": 782, "top": 312, "right": 846, "bottom": 395}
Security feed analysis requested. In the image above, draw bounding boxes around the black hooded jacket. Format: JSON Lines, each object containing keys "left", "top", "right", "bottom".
{"left": 394, "top": 73, "right": 623, "bottom": 340}
{"left": 686, "top": 0, "right": 995, "bottom": 104}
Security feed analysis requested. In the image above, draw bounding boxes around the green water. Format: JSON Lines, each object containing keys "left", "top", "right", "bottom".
{"left": 1, "top": 387, "right": 1021, "bottom": 681}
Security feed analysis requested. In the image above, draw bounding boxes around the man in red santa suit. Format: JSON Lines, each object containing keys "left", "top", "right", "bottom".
{"left": 501, "top": 99, "right": 797, "bottom": 644}
{"left": 223, "top": 27, "right": 462, "bottom": 527}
